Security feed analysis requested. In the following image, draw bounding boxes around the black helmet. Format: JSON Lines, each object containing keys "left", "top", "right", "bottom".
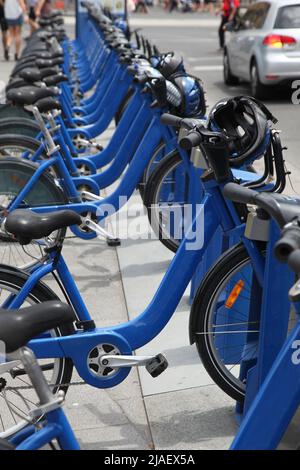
{"left": 208, "top": 96, "right": 277, "bottom": 166}
{"left": 157, "top": 52, "right": 185, "bottom": 78}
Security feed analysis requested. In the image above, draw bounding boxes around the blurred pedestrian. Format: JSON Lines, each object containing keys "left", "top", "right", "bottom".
{"left": 134, "top": 0, "right": 148, "bottom": 13}
{"left": 169, "top": 0, "right": 178, "bottom": 13}
{"left": 4, "top": 0, "right": 28, "bottom": 61}
{"left": 26, "top": 0, "right": 39, "bottom": 35}
{"left": 35, "top": 0, "right": 52, "bottom": 17}
{"left": 203, "top": 0, "right": 214, "bottom": 14}
{"left": 0, "top": 0, "right": 9, "bottom": 60}
{"left": 218, "top": 0, "right": 239, "bottom": 49}
{"left": 193, "top": 0, "right": 204, "bottom": 12}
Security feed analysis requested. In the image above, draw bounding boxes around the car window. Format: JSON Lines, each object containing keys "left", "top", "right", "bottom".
{"left": 275, "top": 5, "right": 300, "bottom": 29}
{"left": 240, "top": 2, "right": 270, "bottom": 30}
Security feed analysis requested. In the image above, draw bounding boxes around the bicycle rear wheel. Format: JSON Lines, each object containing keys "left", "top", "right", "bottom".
{"left": 0, "top": 118, "right": 40, "bottom": 139}
{"left": 0, "top": 267, "right": 75, "bottom": 437}
{"left": 0, "top": 154, "right": 68, "bottom": 269}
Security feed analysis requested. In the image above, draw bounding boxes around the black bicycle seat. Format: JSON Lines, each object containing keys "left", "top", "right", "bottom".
{"left": 39, "top": 17, "right": 64, "bottom": 27}
{"left": 34, "top": 96, "right": 62, "bottom": 113}
{"left": 0, "top": 301, "right": 74, "bottom": 353}
{"left": 18, "top": 67, "right": 58, "bottom": 83}
{"left": 5, "top": 209, "right": 82, "bottom": 244}
{"left": 22, "top": 51, "right": 63, "bottom": 61}
{"left": 19, "top": 68, "right": 42, "bottom": 83}
{"left": 6, "top": 77, "right": 28, "bottom": 92}
{"left": 6, "top": 86, "right": 57, "bottom": 107}
{"left": 43, "top": 73, "right": 68, "bottom": 87}
{"left": 36, "top": 57, "right": 64, "bottom": 68}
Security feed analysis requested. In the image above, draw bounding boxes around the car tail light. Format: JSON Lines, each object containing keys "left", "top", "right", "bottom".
{"left": 263, "top": 34, "right": 297, "bottom": 48}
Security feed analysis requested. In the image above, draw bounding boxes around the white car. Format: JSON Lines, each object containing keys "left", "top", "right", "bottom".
{"left": 224, "top": 0, "right": 300, "bottom": 98}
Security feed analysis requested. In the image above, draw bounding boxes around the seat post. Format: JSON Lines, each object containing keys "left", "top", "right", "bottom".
{"left": 26, "top": 105, "right": 59, "bottom": 156}
{"left": 14, "top": 347, "right": 56, "bottom": 406}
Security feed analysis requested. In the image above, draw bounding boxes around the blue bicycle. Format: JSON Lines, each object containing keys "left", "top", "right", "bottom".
{"left": 0, "top": 300, "right": 79, "bottom": 450}
{"left": 0, "top": 105, "right": 287, "bottom": 432}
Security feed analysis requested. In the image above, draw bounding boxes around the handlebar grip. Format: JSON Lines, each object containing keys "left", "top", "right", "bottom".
{"left": 133, "top": 74, "right": 148, "bottom": 85}
{"left": 223, "top": 182, "right": 258, "bottom": 205}
{"left": 160, "top": 113, "right": 182, "bottom": 127}
{"left": 179, "top": 131, "right": 202, "bottom": 150}
{"left": 274, "top": 227, "right": 300, "bottom": 263}
{"left": 287, "top": 249, "right": 300, "bottom": 274}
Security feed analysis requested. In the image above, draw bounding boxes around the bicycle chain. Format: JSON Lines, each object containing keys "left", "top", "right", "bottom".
{"left": 5, "top": 379, "right": 86, "bottom": 392}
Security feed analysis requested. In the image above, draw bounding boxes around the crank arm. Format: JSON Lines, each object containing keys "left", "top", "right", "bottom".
{"left": 100, "top": 353, "right": 169, "bottom": 378}
{"left": 80, "top": 217, "right": 121, "bottom": 246}
{"left": 80, "top": 191, "right": 105, "bottom": 202}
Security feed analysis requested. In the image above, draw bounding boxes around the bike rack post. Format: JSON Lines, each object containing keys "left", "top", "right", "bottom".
{"left": 236, "top": 220, "right": 294, "bottom": 420}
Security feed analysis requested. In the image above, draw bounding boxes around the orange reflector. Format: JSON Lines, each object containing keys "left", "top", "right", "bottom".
{"left": 225, "top": 280, "right": 245, "bottom": 309}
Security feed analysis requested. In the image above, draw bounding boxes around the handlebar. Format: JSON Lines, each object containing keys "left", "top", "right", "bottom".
{"left": 224, "top": 182, "right": 300, "bottom": 274}
{"left": 223, "top": 182, "right": 258, "bottom": 206}
{"left": 160, "top": 113, "right": 202, "bottom": 130}
{"left": 160, "top": 113, "right": 182, "bottom": 127}
{"left": 275, "top": 225, "right": 300, "bottom": 262}
{"left": 287, "top": 249, "right": 300, "bottom": 275}
{"left": 180, "top": 131, "right": 203, "bottom": 150}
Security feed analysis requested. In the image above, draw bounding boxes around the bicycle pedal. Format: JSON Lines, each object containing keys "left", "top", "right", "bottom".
{"left": 145, "top": 354, "right": 168, "bottom": 378}
{"left": 107, "top": 237, "right": 121, "bottom": 247}
{"left": 10, "top": 362, "right": 54, "bottom": 379}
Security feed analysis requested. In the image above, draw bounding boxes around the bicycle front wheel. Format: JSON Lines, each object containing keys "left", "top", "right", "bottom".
{"left": 191, "top": 243, "right": 295, "bottom": 402}
{"left": 144, "top": 151, "right": 190, "bottom": 253}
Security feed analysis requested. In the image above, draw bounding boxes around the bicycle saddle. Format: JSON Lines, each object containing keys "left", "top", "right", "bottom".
{"left": 39, "top": 18, "right": 64, "bottom": 28}
{"left": 6, "top": 86, "right": 57, "bottom": 107}
{"left": 22, "top": 51, "right": 63, "bottom": 61}
{"left": 6, "top": 78, "right": 28, "bottom": 92}
{"left": 36, "top": 57, "right": 64, "bottom": 68}
{"left": 34, "top": 97, "right": 62, "bottom": 113}
{"left": 19, "top": 68, "right": 43, "bottom": 83}
{"left": 18, "top": 67, "right": 58, "bottom": 83}
{"left": 43, "top": 73, "right": 68, "bottom": 87}
{"left": 0, "top": 301, "right": 74, "bottom": 353}
{"left": 5, "top": 209, "right": 82, "bottom": 244}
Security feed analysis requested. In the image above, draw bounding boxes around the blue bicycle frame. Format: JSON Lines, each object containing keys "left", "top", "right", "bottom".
{"left": 3, "top": 175, "right": 266, "bottom": 391}
{"left": 10, "top": 408, "right": 80, "bottom": 450}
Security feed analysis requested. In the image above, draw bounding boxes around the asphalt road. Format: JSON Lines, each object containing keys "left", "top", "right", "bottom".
{"left": 130, "top": 7, "right": 300, "bottom": 186}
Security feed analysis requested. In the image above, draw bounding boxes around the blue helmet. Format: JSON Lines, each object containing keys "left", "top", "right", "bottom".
{"left": 172, "top": 74, "right": 206, "bottom": 118}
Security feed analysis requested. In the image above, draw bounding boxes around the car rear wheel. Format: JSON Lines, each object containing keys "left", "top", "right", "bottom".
{"left": 250, "top": 60, "right": 268, "bottom": 100}
{"left": 223, "top": 51, "right": 239, "bottom": 86}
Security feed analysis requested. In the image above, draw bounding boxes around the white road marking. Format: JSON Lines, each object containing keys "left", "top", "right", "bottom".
{"left": 188, "top": 56, "right": 222, "bottom": 62}
{"left": 129, "top": 18, "right": 219, "bottom": 27}
{"left": 192, "top": 65, "right": 223, "bottom": 71}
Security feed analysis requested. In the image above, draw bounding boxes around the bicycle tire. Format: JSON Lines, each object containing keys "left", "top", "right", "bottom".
{"left": 144, "top": 151, "right": 187, "bottom": 253}
{"left": 139, "top": 142, "right": 167, "bottom": 201}
{"left": 0, "top": 150, "right": 68, "bottom": 269}
{"left": 190, "top": 243, "right": 265, "bottom": 402}
{"left": 0, "top": 118, "right": 40, "bottom": 138}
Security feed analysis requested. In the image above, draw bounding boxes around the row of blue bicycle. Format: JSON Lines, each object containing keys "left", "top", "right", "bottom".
{"left": 0, "top": 1, "right": 298, "bottom": 450}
